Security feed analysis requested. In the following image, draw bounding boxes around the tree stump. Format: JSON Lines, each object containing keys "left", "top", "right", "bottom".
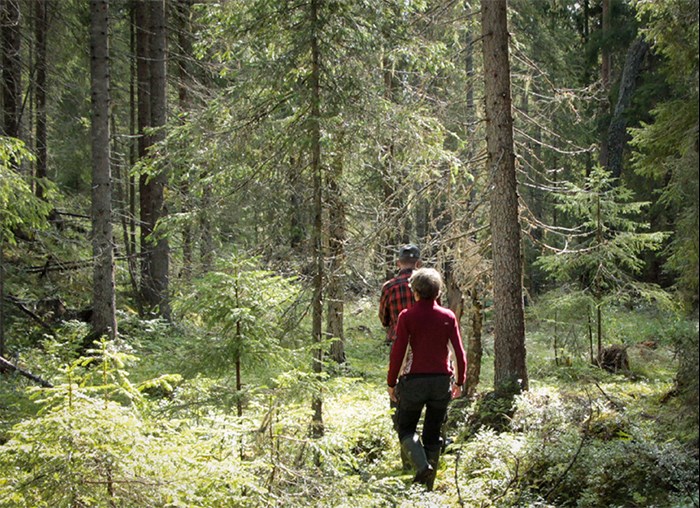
{"left": 598, "top": 344, "right": 630, "bottom": 373}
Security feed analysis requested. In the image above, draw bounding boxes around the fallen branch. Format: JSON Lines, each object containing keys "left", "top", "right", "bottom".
{"left": 24, "top": 254, "right": 135, "bottom": 275}
{"left": 491, "top": 455, "right": 521, "bottom": 505}
{"left": 0, "top": 355, "right": 53, "bottom": 388}
{"left": 454, "top": 445, "right": 465, "bottom": 507}
{"left": 4, "top": 294, "right": 54, "bottom": 332}
{"left": 25, "top": 258, "right": 94, "bottom": 274}
{"left": 593, "top": 380, "right": 624, "bottom": 411}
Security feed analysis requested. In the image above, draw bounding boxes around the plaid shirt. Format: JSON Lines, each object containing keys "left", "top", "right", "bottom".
{"left": 379, "top": 269, "right": 415, "bottom": 342}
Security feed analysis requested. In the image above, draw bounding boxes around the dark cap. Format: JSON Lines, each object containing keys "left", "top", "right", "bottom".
{"left": 398, "top": 244, "right": 420, "bottom": 261}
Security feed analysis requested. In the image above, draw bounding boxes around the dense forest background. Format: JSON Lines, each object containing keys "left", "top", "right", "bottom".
{"left": 0, "top": 0, "right": 698, "bottom": 506}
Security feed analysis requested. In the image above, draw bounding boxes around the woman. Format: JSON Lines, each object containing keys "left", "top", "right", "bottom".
{"left": 387, "top": 267, "right": 467, "bottom": 489}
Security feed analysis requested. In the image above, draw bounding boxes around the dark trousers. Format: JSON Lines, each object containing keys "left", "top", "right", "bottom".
{"left": 396, "top": 375, "right": 451, "bottom": 448}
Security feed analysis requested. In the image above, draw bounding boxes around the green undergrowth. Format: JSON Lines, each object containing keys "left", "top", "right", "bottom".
{"left": 0, "top": 301, "right": 697, "bottom": 507}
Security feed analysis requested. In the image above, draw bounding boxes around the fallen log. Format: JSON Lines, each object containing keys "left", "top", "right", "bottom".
{"left": 0, "top": 355, "right": 53, "bottom": 388}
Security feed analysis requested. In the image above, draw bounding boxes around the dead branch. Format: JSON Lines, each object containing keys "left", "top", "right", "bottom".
{"left": 454, "top": 445, "right": 465, "bottom": 507}
{"left": 4, "top": 294, "right": 54, "bottom": 332}
{"left": 593, "top": 380, "right": 625, "bottom": 411}
{"left": 0, "top": 355, "right": 53, "bottom": 388}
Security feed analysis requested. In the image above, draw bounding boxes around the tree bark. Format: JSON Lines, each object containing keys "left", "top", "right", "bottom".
{"left": 1, "top": 0, "right": 21, "bottom": 140}
{"left": 327, "top": 133, "right": 346, "bottom": 364}
{"left": 200, "top": 181, "right": 214, "bottom": 271}
{"left": 34, "top": 0, "right": 48, "bottom": 199}
{"left": 0, "top": 355, "right": 52, "bottom": 387}
{"left": 0, "top": 241, "right": 4, "bottom": 358}
{"left": 462, "top": 14, "right": 481, "bottom": 394}
{"left": 481, "top": 0, "right": 528, "bottom": 396}
{"left": 309, "top": 0, "right": 324, "bottom": 439}
{"left": 138, "top": 0, "right": 170, "bottom": 318}
{"left": 149, "top": 0, "right": 169, "bottom": 318}
{"left": 136, "top": 0, "right": 151, "bottom": 314}
{"left": 287, "top": 155, "right": 305, "bottom": 251}
{"left": 176, "top": 0, "right": 194, "bottom": 280}
{"left": 380, "top": 58, "right": 402, "bottom": 281}
{"left": 465, "top": 288, "right": 483, "bottom": 399}
{"left": 443, "top": 262, "right": 463, "bottom": 324}
{"left": 121, "top": 3, "right": 139, "bottom": 303}
{"left": 598, "top": 0, "right": 612, "bottom": 169}
{"left": 607, "top": 37, "right": 649, "bottom": 179}
{"left": 89, "top": 0, "right": 117, "bottom": 341}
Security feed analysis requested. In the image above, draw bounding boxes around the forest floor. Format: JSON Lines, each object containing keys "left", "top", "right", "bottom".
{"left": 1, "top": 297, "right": 697, "bottom": 507}
{"left": 291, "top": 298, "right": 698, "bottom": 507}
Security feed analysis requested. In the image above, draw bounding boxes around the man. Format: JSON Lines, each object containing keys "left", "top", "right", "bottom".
{"left": 379, "top": 244, "right": 421, "bottom": 344}
{"left": 378, "top": 243, "right": 421, "bottom": 472}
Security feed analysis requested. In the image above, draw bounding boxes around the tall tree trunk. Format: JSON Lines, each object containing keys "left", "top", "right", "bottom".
{"left": 0, "top": 240, "right": 5, "bottom": 358}
{"left": 176, "top": 0, "right": 193, "bottom": 280}
{"left": 122, "top": 2, "right": 139, "bottom": 303}
{"left": 607, "top": 37, "right": 649, "bottom": 180}
{"left": 148, "top": 0, "right": 169, "bottom": 318}
{"left": 380, "top": 57, "right": 401, "bottom": 281}
{"left": 443, "top": 262, "right": 463, "bottom": 324}
{"left": 34, "top": 0, "right": 47, "bottom": 199}
{"left": 89, "top": 0, "right": 117, "bottom": 341}
{"left": 594, "top": 193, "right": 603, "bottom": 360}
{"left": 327, "top": 134, "right": 346, "bottom": 364}
{"left": 288, "top": 156, "right": 305, "bottom": 251}
{"left": 1, "top": 0, "right": 21, "bottom": 140}
{"left": 460, "top": 13, "right": 483, "bottom": 393}
{"left": 598, "top": 0, "right": 612, "bottom": 168}
{"left": 200, "top": 181, "right": 214, "bottom": 271}
{"left": 482, "top": 0, "right": 528, "bottom": 396}
{"left": 136, "top": 0, "right": 151, "bottom": 313}
{"left": 465, "top": 288, "right": 483, "bottom": 399}
{"left": 600, "top": 0, "right": 611, "bottom": 90}
{"left": 382, "top": 168, "right": 397, "bottom": 281}
{"left": 138, "top": 0, "right": 170, "bottom": 318}
{"left": 309, "top": 0, "right": 324, "bottom": 440}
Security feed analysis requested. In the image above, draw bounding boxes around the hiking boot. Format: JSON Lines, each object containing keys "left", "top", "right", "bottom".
{"left": 400, "top": 434, "right": 433, "bottom": 484}
{"left": 424, "top": 444, "right": 441, "bottom": 492}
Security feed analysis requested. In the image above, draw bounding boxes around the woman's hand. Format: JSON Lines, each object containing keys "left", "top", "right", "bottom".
{"left": 387, "top": 386, "right": 398, "bottom": 402}
{"left": 451, "top": 384, "right": 462, "bottom": 399}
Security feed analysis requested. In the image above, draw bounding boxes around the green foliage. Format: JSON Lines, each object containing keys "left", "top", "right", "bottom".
{"left": 668, "top": 319, "right": 700, "bottom": 434}
{"left": 1, "top": 1, "right": 698, "bottom": 506}
{"left": 536, "top": 165, "right": 666, "bottom": 294}
{"left": 32, "top": 337, "right": 142, "bottom": 413}
{"left": 159, "top": 0, "right": 467, "bottom": 273}
{"left": 2, "top": 302, "right": 698, "bottom": 507}
{"left": 633, "top": 0, "right": 699, "bottom": 85}
{"left": 458, "top": 392, "right": 516, "bottom": 437}
{"left": 526, "top": 287, "right": 596, "bottom": 360}
{"left": 452, "top": 381, "right": 699, "bottom": 507}
{"left": 0, "top": 138, "right": 53, "bottom": 245}
{"left": 0, "top": 391, "right": 277, "bottom": 507}
{"left": 630, "top": 97, "right": 699, "bottom": 305}
{"left": 172, "top": 255, "right": 300, "bottom": 377}
{"left": 534, "top": 165, "right": 671, "bottom": 354}
{"left": 629, "top": 0, "right": 699, "bottom": 308}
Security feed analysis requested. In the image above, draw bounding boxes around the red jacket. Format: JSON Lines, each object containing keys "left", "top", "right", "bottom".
{"left": 387, "top": 299, "right": 467, "bottom": 387}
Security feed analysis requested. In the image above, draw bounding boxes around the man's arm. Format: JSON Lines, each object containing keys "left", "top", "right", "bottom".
{"left": 387, "top": 311, "right": 409, "bottom": 386}
{"left": 378, "top": 285, "right": 391, "bottom": 327}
